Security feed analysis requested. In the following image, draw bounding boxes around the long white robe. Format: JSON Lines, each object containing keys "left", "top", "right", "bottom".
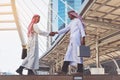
{"left": 58, "top": 18, "right": 85, "bottom": 65}
{"left": 22, "top": 24, "right": 49, "bottom": 70}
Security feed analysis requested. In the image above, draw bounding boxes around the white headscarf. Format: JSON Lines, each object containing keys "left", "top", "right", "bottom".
{"left": 68, "top": 10, "right": 85, "bottom": 28}
{"left": 27, "top": 14, "right": 40, "bottom": 37}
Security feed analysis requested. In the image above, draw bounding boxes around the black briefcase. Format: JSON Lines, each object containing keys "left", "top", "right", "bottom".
{"left": 77, "top": 45, "right": 90, "bottom": 57}
{"left": 21, "top": 48, "right": 27, "bottom": 59}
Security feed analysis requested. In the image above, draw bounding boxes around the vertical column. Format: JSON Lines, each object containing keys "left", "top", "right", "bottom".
{"left": 96, "top": 35, "right": 100, "bottom": 68}
{"left": 49, "top": 64, "right": 53, "bottom": 75}
{"left": 47, "top": 0, "right": 52, "bottom": 48}
{"left": 65, "top": 1, "right": 68, "bottom": 26}
{"left": 11, "top": 0, "right": 26, "bottom": 46}
{"left": 90, "top": 29, "right": 104, "bottom": 75}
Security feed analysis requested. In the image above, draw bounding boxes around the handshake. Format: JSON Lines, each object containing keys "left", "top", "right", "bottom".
{"left": 49, "top": 32, "right": 58, "bottom": 36}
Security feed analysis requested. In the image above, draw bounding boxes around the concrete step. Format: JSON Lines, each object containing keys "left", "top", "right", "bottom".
{"left": 84, "top": 75, "right": 120, "bottom": 80}
{"left": 0, "top": 75, "right": 74, "bottom": 80}
{"left": 1, "top": 75, "right": 120, "bottom": 80}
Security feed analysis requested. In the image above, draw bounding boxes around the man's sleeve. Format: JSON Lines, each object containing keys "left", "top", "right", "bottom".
{"left": 58, "top": 24, "right": 70, "bottom": 35}
{"left": 33, "top": 24, "right": 49, "bottom": 36}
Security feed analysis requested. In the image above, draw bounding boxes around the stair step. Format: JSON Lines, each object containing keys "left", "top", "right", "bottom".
{"left": 0, "top": 75, "right": 74, "bottom": 80}
{"left": 1, "top": 75, "right": 119, "bottom": 80}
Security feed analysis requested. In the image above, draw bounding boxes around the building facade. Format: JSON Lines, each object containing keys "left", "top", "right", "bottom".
{"left": 48, "top": 0, "right": 85, "bottom": 45}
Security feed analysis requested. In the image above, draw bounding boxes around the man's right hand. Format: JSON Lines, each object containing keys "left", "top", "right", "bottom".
{"left": 49, "top": 32, "right": 56, "bottom": 36}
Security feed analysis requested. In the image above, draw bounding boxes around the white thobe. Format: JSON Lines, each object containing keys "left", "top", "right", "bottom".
{"left": 58, "top": 18, "right": 85, "bottom": 65}
{"left": 22, "top": 24, "right": 49, "bottom": 70}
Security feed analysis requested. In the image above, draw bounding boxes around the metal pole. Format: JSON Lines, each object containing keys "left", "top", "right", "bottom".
{"left": 96, "top": 30, "right": 100, "bottom": 68}
{"left": 47, "top": 0, "right": 52, "bottom": 48}
{"left": 65, "top": 1, "right": 68, "bottom": 25}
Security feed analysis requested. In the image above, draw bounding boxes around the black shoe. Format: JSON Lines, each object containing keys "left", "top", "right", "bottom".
{"left": 16, "top": 68, "right": 23, "bottom": 75}
{"left": 28, "top": 69, "right": 35, "bottom": 75}
{"left": 77, "top": 64, "right": 83, "bottom": 73}
{"left": 16, "top": 66, "right": 24, "bottom": 75}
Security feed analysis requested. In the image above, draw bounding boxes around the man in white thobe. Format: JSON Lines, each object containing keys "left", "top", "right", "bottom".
{"left": 54, "top": 10, "right": 86, "bottom": 75}
{"left": 16, "top": 15, "right": 54, "bottom": 75}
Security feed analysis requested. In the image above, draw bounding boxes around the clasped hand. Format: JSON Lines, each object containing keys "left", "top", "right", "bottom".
{"left": 49, "top": 32, "right": 58, "bottom": 36}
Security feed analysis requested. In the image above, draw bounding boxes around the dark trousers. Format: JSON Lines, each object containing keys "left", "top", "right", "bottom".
{"left": 61, "top": 61, "right": 70, "bottom": 73}
{"left": 61, "top": 61, "right": 83, "bottom": 73}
